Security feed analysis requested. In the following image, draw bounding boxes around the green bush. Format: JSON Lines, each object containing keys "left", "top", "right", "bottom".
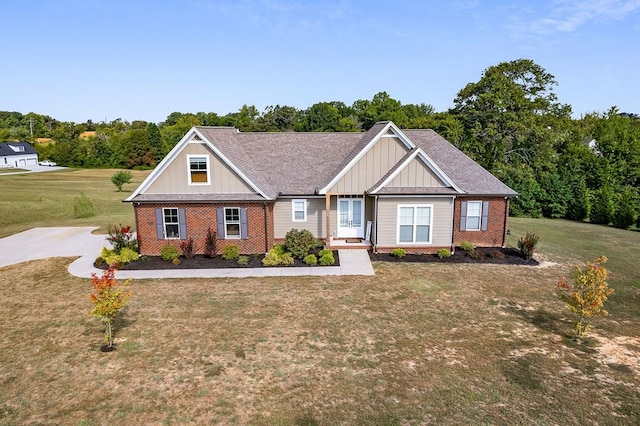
{"left": 272, "top": 244, "right": 287, "bottom": 257}
{"left": 101, "top": 246, "right": 139, "bottom": 267}
{"left": 319, "top": 252, "right": 335, "bottom": 266}
{"left": 436, "top": 248, "right": 451, "bottom": 259}
{"left": 221, "top": 245, "right": 239, "bottom": 261}
{"left": 303, "top": 254, "right": 318, "bottom": 265}
{"left": 390, "top": 248, "right": 406, "bottom": 258}
{"left": 280, "top": 252, "right": 295, "bottom": 266}
{"left": 237, "top": 255, "right": 249, "bottom": 266}
{"left": 262, "top": 251, "right": 280, "bottom": 266}
{"left": 318, "top": 248, "right": 332, "bottom": 257}
{"left": 110, "top": 170, "right": 133, "bottom": 192}
{"left": 160, "top": 245, "right": 180, "bottom": 261}
{"left": 459, "top": 241, "right": 475, "bottom": 251}
{"left": 73, "top": 193, "right": 95, "bottom": 218}
{"left": 285, "top": 229, "right": 321, "bottom": 259}
{"left": 517, "top": 232, "right": 539, "bottom": 260}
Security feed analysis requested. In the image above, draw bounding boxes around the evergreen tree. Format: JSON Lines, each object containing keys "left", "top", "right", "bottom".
{"left": 590, "top": 186, "right": 614, "bottom": 225}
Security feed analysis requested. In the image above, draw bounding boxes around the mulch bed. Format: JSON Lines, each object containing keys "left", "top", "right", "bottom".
{"left": 96, "top": 250, "right": 340, "bottom": 270}
{"left": 370, "top": 247, "right": 538, "bottom": 266}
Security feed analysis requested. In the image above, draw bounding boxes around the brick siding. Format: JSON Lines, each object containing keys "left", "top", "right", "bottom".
{"left": 452, "top": 197, "right": 509, "bottom": 248}
{"left": 134, "top": 202, "right": 274, "bottom": 256}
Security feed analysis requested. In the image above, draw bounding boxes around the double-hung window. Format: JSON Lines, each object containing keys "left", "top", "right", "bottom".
{"left": 163, "top": 208, "right": 180, "bottom": 239}
{"left": 225, "top": 207, "right": 241, "bottom": 238}
{"left": 398, "top": 205, "right": 432, "bottom": 244}
{"left": 292, "top": 199, "right": 307, "bottom": 222}
{"left": 188, "top": 155, "right": 209, "bottom": 184}
{"left": 465, "top": 201, "right": 482, "bottom": 231}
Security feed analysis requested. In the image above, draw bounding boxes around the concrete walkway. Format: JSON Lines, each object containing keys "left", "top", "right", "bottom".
{"left": 0, "top": 227, "right": 375, "bottom": 279}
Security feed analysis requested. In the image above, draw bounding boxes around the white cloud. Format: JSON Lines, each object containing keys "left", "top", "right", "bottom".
{"left": 531, "top": 0, "right": 640, "bottom": 34}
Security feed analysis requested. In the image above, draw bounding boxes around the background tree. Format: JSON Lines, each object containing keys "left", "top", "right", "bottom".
{"left": 111, "top": 170, "right": 133, "bottom": 192}
{"left": 589, "top": 186, "right": 614, "bottom": 225}
{"left": 612, "top": 186, "right": 638, "bottom": 229}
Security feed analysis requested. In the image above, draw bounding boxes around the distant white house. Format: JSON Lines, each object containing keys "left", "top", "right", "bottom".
{"left": 0, "top": 142, "right": 39, "bottom": 168}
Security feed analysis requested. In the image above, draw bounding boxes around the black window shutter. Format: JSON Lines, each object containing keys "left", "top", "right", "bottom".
{"left": 155, "top": 208, "right": 164, "bottom": 239}
{"left": 460, "top": 201, "right": 467, "bottom": 231}
{"left": 481, "top": 201, "right": 489, "bottom": 231}
{"left": 216, "top": 208, "right": 225, "bottom": 238}
{"left": 240, "top": 208, "right": 248, "bottom": 239}
{"left": 178, "top": 208, "right": 187, "bottom": 239}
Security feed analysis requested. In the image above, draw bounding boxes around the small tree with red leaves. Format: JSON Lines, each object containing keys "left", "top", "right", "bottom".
{"left": 556, "top": 256, "right": 614, "bottom": 342}
{"left": 88, "top": 268, "right": 131, "bottom": 350}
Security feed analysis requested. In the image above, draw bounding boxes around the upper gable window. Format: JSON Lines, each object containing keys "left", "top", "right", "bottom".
{"left": 9, "top": 145, "right": 25, "bottom": 152}
{"left": 188, "top": 155, "right": 210, "bottom": 185}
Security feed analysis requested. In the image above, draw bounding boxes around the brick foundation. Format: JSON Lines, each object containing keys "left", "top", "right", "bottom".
{"left": 134, "top": 202, "right": 274, "bottom": 256}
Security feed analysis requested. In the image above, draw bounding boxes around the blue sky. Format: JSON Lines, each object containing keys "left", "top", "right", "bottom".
{"left": 3, "top": 0, "right": 639, "bottom": 123}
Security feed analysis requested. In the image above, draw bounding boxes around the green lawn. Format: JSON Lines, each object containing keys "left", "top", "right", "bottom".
{"left": 0, "top": 168, "right": 148, "bottom": 237}
{"left": 0, "top": 171, "right": 639, "bottom": 424}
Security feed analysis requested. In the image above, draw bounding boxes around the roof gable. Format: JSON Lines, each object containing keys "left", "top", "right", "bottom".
{"left": 368, "top": 148, "right": 463, "bottom": 194}
{"left": 318, "top": 121, "right": 414, "bottom": 194}
{"left": 125, "top": 128, "right": 272, "bottom": 202}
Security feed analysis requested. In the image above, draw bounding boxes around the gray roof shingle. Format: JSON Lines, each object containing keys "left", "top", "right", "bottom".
{"left": 190, "top": 124, "right": 516, "bottom": 198}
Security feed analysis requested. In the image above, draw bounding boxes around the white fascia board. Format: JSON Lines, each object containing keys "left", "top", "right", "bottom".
{"left": 318, "top": 121, "right": 415, "bottom": 194}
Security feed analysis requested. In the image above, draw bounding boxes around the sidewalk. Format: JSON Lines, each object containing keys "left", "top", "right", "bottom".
{"left": 0, "top": 227, "right": 374, "bottom": 279}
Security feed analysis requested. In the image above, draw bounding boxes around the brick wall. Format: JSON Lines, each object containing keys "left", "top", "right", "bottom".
{"left": 134, "top": 202, "right": 274, "bottom": 256}
{"left": 452, "top": 197, "right": 509, "bottom": 248}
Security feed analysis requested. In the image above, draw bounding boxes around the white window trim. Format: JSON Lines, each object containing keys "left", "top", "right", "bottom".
{"left": 163, "top": 207, "right": 181, "bottom": 239}
{"left": 224, "top": 207, "right": 241, "bottom": 240}
{"left": 291, "top": 199, "right": 307, "bottom": 222}
{"left": 187, "top": 154, "right": 211, "bottom": 186}
{"left": 396, "top": 204, "right": 433, "bottom": 245}
{"left": 465, "top": 201, "right": 482, "bottom": 231}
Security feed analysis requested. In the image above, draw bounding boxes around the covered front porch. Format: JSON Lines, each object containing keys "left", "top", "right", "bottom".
{"left": 323, "top": 193, "right": 375, "bottom": 250}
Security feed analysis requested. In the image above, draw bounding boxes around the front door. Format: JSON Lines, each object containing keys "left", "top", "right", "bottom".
{"left": 337, "top": 196, "right": 364, "bottom": 238}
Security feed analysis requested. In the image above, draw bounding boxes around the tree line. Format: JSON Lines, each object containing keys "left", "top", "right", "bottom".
{"left": 2, "top": 59, "right": 639, "bottom": 227}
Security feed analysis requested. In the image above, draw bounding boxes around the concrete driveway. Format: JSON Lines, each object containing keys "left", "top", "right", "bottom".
{"left": 0, "top": 227, "right": 107, "bottom": 270}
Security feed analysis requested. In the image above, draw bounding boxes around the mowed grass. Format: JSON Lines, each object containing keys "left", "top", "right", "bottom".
{"left": 0, "top": 168, "right": 148, "bottom": 237}
{"left": 0, "top": 170, "right": 639, "bottom": 424}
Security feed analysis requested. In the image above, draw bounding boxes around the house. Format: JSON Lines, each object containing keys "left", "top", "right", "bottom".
{"left": 125, "top": 121, "right": 517, "bottom": 255}
{"left": 0, "top": 142, "right": 38, "bottom": 168}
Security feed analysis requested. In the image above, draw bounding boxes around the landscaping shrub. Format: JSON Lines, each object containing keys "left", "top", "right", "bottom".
{"left": 101, "top": 246, "right": 139, "bottom": 267}
{"left": 272, "top": 244, "right": 287, "bottom": 257}
{"left": 221, "top": 245, "right": 239, "bottom": 261}
{"left": 180, "top": 237, "right": 195, "bottom": 259}
{"left": 262, "top": 250, "right": 281, "bottom": 266}
{"left": 303, "top": 254, "right": 318, "bottom": 265}
{"left": 160, "top": 245, "right": 180, "bottom": 262}
{"left": 285, "top": 229, "right": 321, "bottom": 259}
{"left": 436, "top": 248, "right": 451, "bottom": 259}
{"left": 73, "top": 193, "right": 95, "bottom": 218}
{"left": 172, "top": 258, "right": 181, "bottom": 265}
{"left": 468, "top": 249, "right": 485, "bottom": 260}
{"left": 280, "top": 252, "right": 295, "bottom": 266}
{"left": 460, "top": 241, "right": 475, "bottom": 251}
{"left": 203, "top": 227, "right": 216, "bottom": 258}
{"left": 106, "top": 224, "right": 138, "bottom": 254}
{"left": 390, "top": 248, "right": 406, "bottom": 258}
{"left": 517, "top": 232, "right": 539, "bottom": 260}
{"left": 237, "top": 255, "right": 249, "bottom": 266}
{"left": 487, "top": 250, "right": 505, "bottom": 259}
{"left": 318, "top": 248, "right": 332, "bottom": 257}
{"left": 319, "top": 252, "right": 335, "bottom": 266}
{"left": 262, "top": 245, "right": 296, "bottom": 266}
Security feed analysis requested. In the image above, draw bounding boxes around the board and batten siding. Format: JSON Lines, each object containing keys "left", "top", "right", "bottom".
{"left": 376, "top": 196, "right": 454, "bottom": 247}
{"left": 273, "top": 198, "right": 336, "bottom": 239}
{"left": 146, "top": 142, "right": 255, "bottom": 194}
{"left": 327, "top": 136, "right": 409, "bottom": 194}
{"left": 387, "top": 157, "right": 446, "bottom": 188}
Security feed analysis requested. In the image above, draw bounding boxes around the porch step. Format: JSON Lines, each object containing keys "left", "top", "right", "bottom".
{"left": 328, "top": 239, "right": 373, "bottom": 250}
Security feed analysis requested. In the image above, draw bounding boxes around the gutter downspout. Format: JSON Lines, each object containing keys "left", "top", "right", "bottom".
{"left": 502, "top": 197, "right": 509, "bottom": 248}
{"left": 263, "top": 202, "right": 269, "bottom": 253}
{"left": 373, "top": 195, "right": 379, "bottom": 253}
{"left": 450, "top": 196, "right": 457, "bottom": 254}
